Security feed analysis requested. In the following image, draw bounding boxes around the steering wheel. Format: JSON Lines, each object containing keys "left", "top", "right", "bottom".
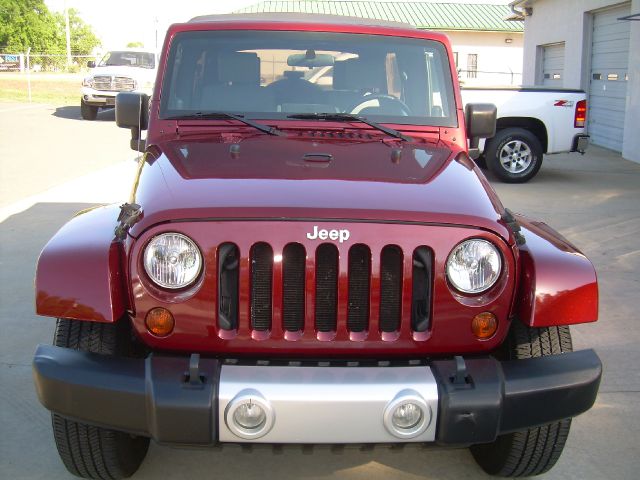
{"left": 348, "top": 94, "right": 412, "bottom": 116}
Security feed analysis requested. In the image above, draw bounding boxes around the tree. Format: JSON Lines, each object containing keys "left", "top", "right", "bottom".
{"left": 0, "top": 0, "right": 62, "bottom": 53}
{"left": 127, "top": 41, "right": 144, "bottom": 48}
{"left": 54, "top": 8, "right": 100, "bottom": 56}
{"left": 0, "top": 0, "right": 100, "bottom": 69}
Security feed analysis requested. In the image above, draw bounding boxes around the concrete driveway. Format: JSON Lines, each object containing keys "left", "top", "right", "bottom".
{"left": 1, "top": 103, "right": 639, "bottom": 479}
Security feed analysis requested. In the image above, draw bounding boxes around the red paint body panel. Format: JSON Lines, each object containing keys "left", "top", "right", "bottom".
{"left": 129, "top": 221, "right": 516, "bottom": 357}
{"left": 35, "top": 205, "right": 125, "bottom": 323}
{"left": 128, "top": 138, "right": 510, "bottom": 241}
{"left": 515, "top": 215, "right": 598, "bottom": 327}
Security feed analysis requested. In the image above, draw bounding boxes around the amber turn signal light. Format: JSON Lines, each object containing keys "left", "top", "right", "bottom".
{"left": 145, "top": 307, "right": 175, "bottom": 337}
{"left": 472, "top": 312, "right": 498, "bottom": 339}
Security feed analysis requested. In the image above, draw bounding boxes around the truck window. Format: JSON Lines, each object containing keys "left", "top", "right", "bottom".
{"left": 160, "top": 31, "right": 456, "bottom": 127}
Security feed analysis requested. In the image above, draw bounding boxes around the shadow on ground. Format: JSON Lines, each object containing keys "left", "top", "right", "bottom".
{"left": 53, "top": 106, "right": 115, "bottom": 121}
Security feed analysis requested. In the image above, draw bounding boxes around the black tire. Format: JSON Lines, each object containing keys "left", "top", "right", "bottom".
{"left": 51, "top": 319, "right": 149, "bottom": 479}
{"left": 485, "top": 128, "right": 543, "bottom": 183}
{"left": 470, "top": 321, "right": 573, "bottom": 477}
{"left": 80, "top": 100, "right": 98, "bottom": 120}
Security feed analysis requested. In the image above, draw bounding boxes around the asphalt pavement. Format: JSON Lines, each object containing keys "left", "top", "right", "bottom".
{"left": 0, "top": 102, "right": 639, "bottom": 479}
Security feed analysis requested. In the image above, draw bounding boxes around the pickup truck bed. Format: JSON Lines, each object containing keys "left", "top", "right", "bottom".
{"left": 462, "top": 86, "right": 589, "bottom": 182}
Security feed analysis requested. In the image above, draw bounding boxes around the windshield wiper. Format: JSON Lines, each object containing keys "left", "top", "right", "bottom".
{"left": 287, "top": 113, "right": 411, "bottom": 142}
{"left": 167, "top": 112, "right": 284, "bottom": 136}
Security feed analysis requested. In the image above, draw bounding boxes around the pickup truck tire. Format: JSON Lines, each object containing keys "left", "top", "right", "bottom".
{"left": 51, "top": 318, "right": 149, "bottom": 480}
{"left": 485, "top": 128, "right": 543, "bottom": 183}
{"left": 470, "top": 321, "right": 573, "bottom": 477}
{"left": 80, "top": 100, "right": 98, "bottom": 121}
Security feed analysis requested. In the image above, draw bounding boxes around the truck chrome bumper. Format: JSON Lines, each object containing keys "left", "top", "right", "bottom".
{"left": 572, "top": 134, "right": 590, "bottom": 153}
{"left": 33, "top": 344, "right": 601, "bottom": 446}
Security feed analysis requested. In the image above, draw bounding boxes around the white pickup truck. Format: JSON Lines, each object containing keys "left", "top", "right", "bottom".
{"left": 462, "top": 87, "right": 589, "bottom": 182}
{"left": 81, "top": 50, "right": 157, "bottom": 120}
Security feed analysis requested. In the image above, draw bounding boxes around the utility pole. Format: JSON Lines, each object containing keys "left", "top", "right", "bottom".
{"left": 64, "top": 0, "right": 71, "bottom": 66}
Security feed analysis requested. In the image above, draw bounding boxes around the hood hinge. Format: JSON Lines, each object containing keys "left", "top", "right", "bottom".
{"left": 502, "top": 208, "right": 526, "bottom": 246}
{"left": 115, "top": 203, "right": 143, "bottom": 240}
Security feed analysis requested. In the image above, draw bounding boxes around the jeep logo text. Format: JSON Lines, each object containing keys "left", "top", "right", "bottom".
{"left": 306, "top": 226, "right": 350, "bottom": 243}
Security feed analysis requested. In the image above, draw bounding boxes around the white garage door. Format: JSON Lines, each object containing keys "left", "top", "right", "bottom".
{"left": 589, "top": 3, "right": 631, "bottom": 152}
{"left": 542, "top": 43, "right": 565, "bottom": 87}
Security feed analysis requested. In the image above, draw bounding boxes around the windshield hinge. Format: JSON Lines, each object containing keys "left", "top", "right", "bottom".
{"left": 115, "top": 203, "right": 143, "bottom": 240}
{"left": 502, "top": 208, "right": 526, "bottom": 246}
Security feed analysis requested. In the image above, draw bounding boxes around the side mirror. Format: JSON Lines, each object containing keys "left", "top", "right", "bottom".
{"left": 465, "top": 103, "right": 497, "bottom": 159}
{"left": 116, "top": 92, "right": 149, "bottom": 152}
{"left": 87, "top": 60, "right": 96, "bottom": 68}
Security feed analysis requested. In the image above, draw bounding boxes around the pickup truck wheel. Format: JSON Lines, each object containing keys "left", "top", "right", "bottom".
{"left": 80, "top": 100, "right": 98, "bottom": 120}
{"left": 485, "top": 128, "right": 543, "bottom": 183}
{"left": 51, "top": 319, "right": 149, "bottom": 479}
{"left": 470, "top": 321, "right": 573, "bottom": 477}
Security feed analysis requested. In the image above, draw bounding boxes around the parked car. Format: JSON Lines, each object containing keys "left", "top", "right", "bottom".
{"left": 80, "top": 49, "right": 157, "bottom": 120}
{"left": 33, "top": 14, "right": 601, "bottom": 479}
{"left": 462, "top": 87, "right": 590, "bottom": 182}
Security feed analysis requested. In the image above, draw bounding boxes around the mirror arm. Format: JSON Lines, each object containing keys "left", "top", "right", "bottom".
{"left": 468, "top": 137, "right": 480, "bottom": 160}
{"left": 129, "top": 127, "right": 144, "bottom": 152}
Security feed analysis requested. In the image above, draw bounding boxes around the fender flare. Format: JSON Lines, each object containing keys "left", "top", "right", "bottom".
{"left": 515, "top": 215, "right": 598, "bottom": 327}
{"left": 35, "top": 204, "right": 126, "bottom": 323}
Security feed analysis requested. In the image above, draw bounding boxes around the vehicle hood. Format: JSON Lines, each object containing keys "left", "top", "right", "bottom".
{"left": 90, "top": 65, "right": 156, "bottom": 80}
{"left": 129, "top": 134, "right": 509, "bottom": 239}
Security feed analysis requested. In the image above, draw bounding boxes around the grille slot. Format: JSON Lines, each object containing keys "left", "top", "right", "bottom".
{"left": 412, "top": 247, "right": 433, "bottom": 332}
{"left": 379, "top": 245, "right": 403, "bottom": 332}
{"left": 315, "top": 244, "right": 339, "bottom": 332}
{"left": 250, "top": 243, "right": 273, "bottom": 331}
{"left": 218, "top": 243, "right": 239, "bottom": 330}
{"left": 282, "top": 243, "right": 306, "bottom": 332}
{"left": 347, "top": 244, "right": 371, "bottom": 332}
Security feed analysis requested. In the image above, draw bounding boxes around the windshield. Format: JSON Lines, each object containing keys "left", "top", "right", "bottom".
{"left": 160, "top": 30, "right": 457, "bottom": 127}
{"left": 99, "top": 51, "right": 155, "bottom": 69}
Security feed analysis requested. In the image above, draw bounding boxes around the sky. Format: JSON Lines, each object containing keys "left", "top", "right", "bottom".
{"left": 44, "top": 0, "right": 513, "bottom": 51}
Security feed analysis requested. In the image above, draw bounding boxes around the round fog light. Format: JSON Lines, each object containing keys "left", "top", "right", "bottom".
{"left": 233, "top": 402, "right": 266, "bottom": 430}
{"left": 383, "top": 390, "right": 431, "bottom": 439}
{"left": 225, "top": 390, "right": 275, "bottom": 440}
{"left": 391, "top": 402, "right": 423, "bottom": 430}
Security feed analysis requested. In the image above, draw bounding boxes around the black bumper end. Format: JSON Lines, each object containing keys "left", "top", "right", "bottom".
{"left": 432, "top": 349, "right": 602, "bottom": 445}
{"left": 33, "top": 345, "right": 221, "bottom": 445}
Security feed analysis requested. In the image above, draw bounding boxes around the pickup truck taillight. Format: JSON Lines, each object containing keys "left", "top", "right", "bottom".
{"left": 574, "top": 100, "right": 587, "bottom": 128}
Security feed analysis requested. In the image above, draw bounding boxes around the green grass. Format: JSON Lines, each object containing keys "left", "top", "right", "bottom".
{"left": 0, "top": 74, "right": 80, "bottom": 106}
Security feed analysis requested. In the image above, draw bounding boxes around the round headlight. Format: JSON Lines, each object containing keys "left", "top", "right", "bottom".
{"left": 143, "top": 233, "right": 202, "bottom": 289}
{"left": 446, "top": 239, "right": 501, "bottom": 294}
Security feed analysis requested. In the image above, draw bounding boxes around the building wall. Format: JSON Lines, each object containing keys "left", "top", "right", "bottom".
{"left": 444, "top": 31, "right": 524, "bottom": 86}
{"left": 520, "top": 0, "right": 639, "bottom": 163}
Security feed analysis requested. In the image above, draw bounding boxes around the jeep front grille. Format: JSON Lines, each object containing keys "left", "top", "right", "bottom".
{"left": 217, "top": 241, "right": 433, "bottom": 340}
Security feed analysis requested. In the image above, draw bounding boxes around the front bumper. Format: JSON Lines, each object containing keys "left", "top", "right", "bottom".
{"left": 33, "top": 345, "right": 601, "bottom": 446}
{"left": 81, "top": 87, "right": 152, "bottom": 107}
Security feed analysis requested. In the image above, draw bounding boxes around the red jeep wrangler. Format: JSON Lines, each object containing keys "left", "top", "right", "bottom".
{"left": 33, "top": 14, "right": 601, "bottom": 479}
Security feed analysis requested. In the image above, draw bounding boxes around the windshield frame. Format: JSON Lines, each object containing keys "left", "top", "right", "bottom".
{"left": 158, "top": 30, "right": 458, "bottom": 128}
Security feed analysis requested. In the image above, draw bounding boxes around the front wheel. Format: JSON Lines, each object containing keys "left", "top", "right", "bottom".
{"left": 51, "top": 319, "right": 149, "bottom": 479}
{"left": 485, "top": 128, "right": 543, "bottom": 183}
{"left": 470, "top": 321, "right": 573, "bottom": 476}
{"left": 80, "top": 99, "right": 98, "bottom": 120}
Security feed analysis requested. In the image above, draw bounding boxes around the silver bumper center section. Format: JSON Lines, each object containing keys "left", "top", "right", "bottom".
{"left": 218, "top": 365, "right": 439, "bottom": 443}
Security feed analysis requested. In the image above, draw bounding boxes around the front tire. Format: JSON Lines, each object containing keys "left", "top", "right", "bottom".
{"left": 51, "top": 319, "right": 149, "bottom": 479}
{"left": 470, "top": 321, "right": 573, "bottom": 476}
{"left": 80, "top": 100, "right": 98, "bottom": 120}
{"left": 485, "top": 128, "right": 543, "bottom": 183}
